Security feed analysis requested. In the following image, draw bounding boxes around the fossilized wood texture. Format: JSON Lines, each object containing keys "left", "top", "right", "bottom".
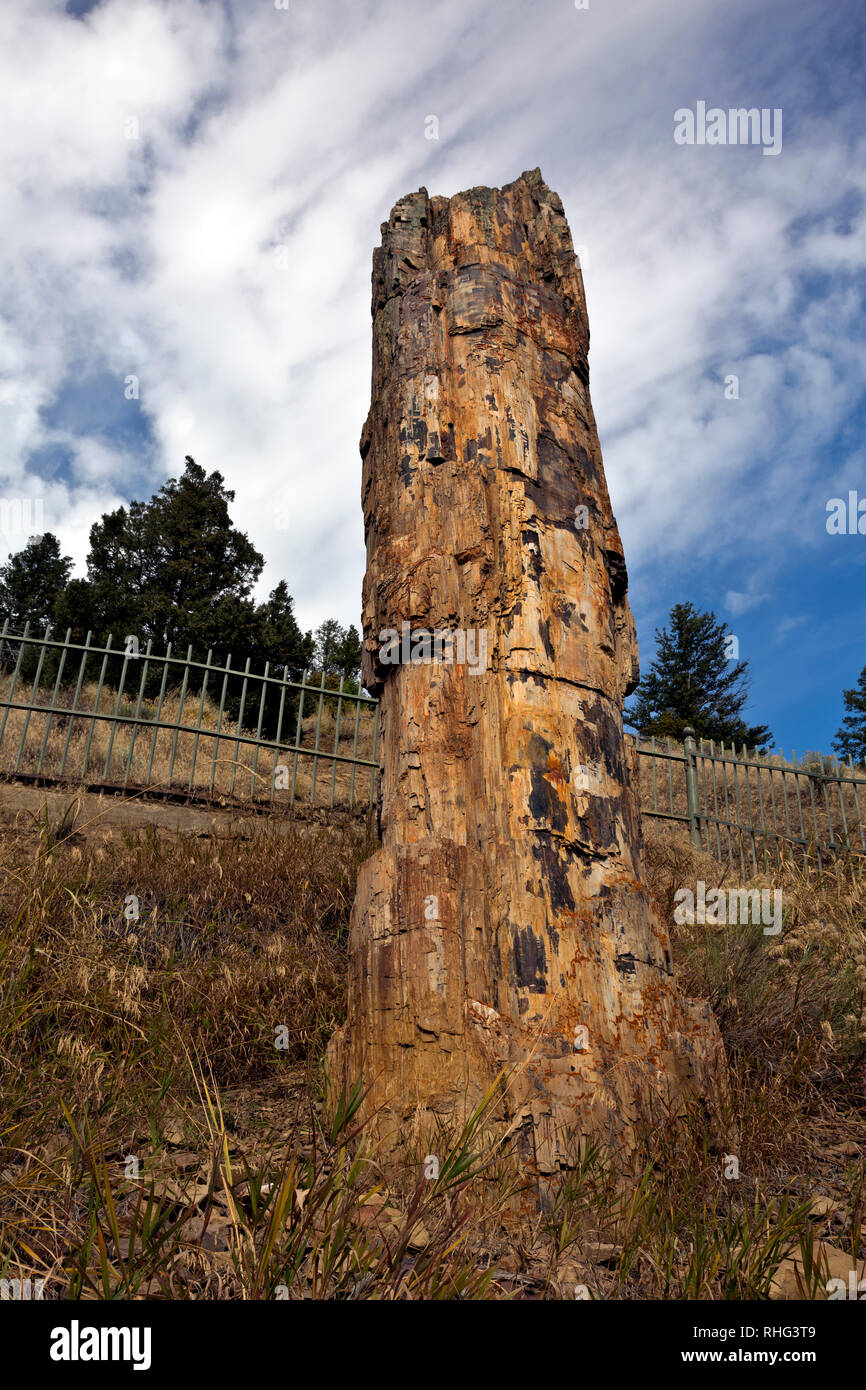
{"left": 328, "top": 168, "right": 725, "bottom": 1174}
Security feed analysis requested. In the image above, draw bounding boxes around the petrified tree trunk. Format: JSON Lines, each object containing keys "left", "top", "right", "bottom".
{"left": 328, "top": 169, "right": 725, "bottom": 1177}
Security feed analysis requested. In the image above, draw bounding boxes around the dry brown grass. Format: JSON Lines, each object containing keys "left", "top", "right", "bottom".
{"left": 644, "top": 824, "right": 866, "bottom": 1221}
{"left": 0, "top": 800, "right": 864, "bottom": 1299}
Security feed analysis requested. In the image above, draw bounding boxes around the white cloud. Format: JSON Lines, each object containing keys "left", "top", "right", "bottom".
{"left": 775, "top": 615, "right": 807, "bottom": 640}
{"left": 0, "top": 0, "right": 863, "bottom": 648}
{"left": 725, "top": 589, "right": 768, "bottom": 616}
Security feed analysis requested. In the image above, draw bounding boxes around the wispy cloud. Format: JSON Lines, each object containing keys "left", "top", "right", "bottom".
{"left": 725, "top": 589, "right": 768, "bottom": 616}
{"left": 0, "top": 0, "right": 863, "bottom": 746}
{"left": 775, "top": 615, "right": 808, "bottom": 641}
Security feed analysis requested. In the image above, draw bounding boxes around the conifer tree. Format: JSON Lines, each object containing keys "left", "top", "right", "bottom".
{"left": 832, "top": 664, "right": 866, "bottom": 765}
{"left": 625, "top": 601, "right": 772, "bottom": 747}
{"left": 0, "top": 532, "right": 73, "bottom": 632}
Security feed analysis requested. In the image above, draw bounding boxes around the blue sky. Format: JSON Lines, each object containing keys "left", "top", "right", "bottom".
{"left": 0, "top": 0, "right": 863, "bottom": 755}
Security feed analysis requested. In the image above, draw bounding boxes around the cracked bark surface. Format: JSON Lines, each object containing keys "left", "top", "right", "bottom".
{"left": 327, "top": 169, "right": 726, "bottom": 1177}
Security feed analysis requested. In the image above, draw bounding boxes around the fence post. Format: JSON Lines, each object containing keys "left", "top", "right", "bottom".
{"left": 683, "top": 726, "right": 702, "bottom": 850}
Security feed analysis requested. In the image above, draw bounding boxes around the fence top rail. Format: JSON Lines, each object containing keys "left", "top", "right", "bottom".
{"left": 633, "top": 736, "right": 865, "bottom": 782}
{"left": 692, "top": 749, "right": 866, "bottom": 784}
{"left": 0, "top": 623, "right": 379, "bottom": 705}
{"left": 633, "top": 744, "right": 687, "bottom": 765}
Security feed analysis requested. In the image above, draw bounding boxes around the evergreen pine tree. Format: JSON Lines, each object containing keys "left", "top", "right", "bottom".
{"left": 0, "top": 532, "right": 73, "bottom": 632}
{"left": 313, "top": 620, "right": 362, "bottom": 684}
{"left": 55, "top": 457, "right": 264, "bottom": 654}
{"left": 832, "top": 664, "right": 866, "bottom": 765}
{"left": 625, "top": 601, "right": 772, "bottom": 748}
{"left": 333, "top": 624, "right": 362, "bottom": 684}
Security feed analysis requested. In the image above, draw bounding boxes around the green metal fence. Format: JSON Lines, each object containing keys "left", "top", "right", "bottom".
{"left": 0, "top": 622, "right": 379, "bottom": 811}
{"left": 1, "top": 622, "right": 863, "bottom": 863}
{"left": 635, "top": 727, "right": 866, "bottom": 873}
